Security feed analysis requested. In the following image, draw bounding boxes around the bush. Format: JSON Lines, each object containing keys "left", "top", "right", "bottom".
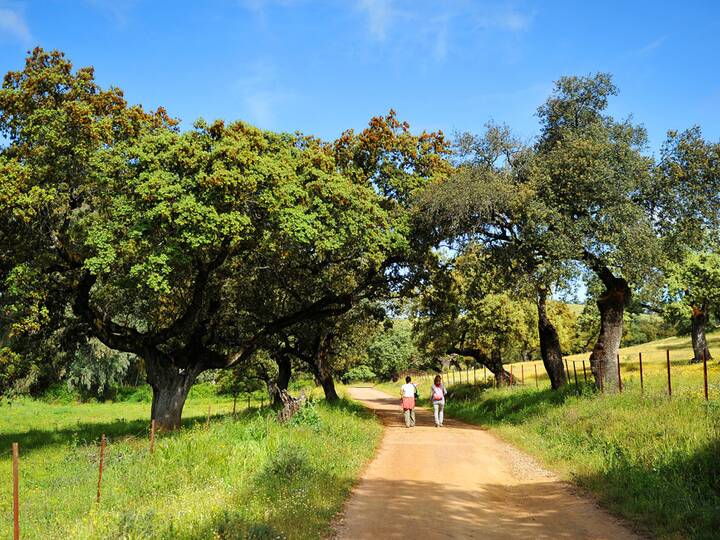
{"left": 264, "top": 444, "right": 312, "bottom": 479}
{"left": 341, "top": 365, "right": 376, "bottom": 384}
{"left": 38, "top": 383, "right": 80, "bottom": 403}
{"left": 287, "top": 401, "right": 322, "bottom": 430}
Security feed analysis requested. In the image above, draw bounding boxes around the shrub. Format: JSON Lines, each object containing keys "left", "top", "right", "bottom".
{"left": 264, "top": 444, "right": 312, "bottom": 479}
{"left": 287, "top": 401, "right": 322, "bottom": 430}
{"left": 341, "top": 365, "right": 376, "bottom": 384}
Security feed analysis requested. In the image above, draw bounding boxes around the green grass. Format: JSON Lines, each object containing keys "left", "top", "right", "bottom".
{"left": 1, "top": 395, "right": 382, "bottom": 539}
{"left": 376, "top": 331, "right": 720, "bottom": 539}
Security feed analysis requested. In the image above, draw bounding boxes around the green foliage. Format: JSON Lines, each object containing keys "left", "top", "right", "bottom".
{"left": 665, "top": 251, "right": 720, "bottom": 324}
{"left": 341, "top": 365, "right": 377, "bottom": 384}
{"left": 366, "top": 320, "right": 417, "bottom": 380}
{"left": 65, "top": 341, "right": 134, "bottom": 400}
{"left": 287, "top": 401, "right": 323, "bottom": 430}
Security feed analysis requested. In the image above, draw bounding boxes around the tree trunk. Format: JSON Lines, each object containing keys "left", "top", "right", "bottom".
{"left": 489, "top": 348, "right": 512, "bottom": 385}
{"left": 589, "top": 273, "right": 630, "bottom": 392}
{"left": 537, "top": 289, "right": 567, "bottom": 389}
{"left": 449, "top": 347, "right": 512, "bottom": 384}
{"left": 690, "top": 305, "right": 713, "bottom": 363}
{"left": 145, "top": 356, "right": 201, "bottom": 431}
{"left": 316, "top": 336, "right": 339, "bottom": 401}
{"left": 269, "top": 353, "right": 292, "bottom": 406}
{"left": 302, "top": 333, "right": 339, "bottom": 402}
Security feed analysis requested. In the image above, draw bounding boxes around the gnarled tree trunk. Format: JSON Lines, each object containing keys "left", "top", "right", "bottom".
{"left": 537, "top": 288, "right": 567, "bottom": 389}
{"left": 268, "top": 353, "right": 292, "bottom": 406}
{"left": 145, "top": 355, "right": 202, "bottom": 431}
{"left": 588, "top": 272, "right": 630, "bottom": 392}
{"left": 315, "top": 334, "right": 339, "bottom": 401}
{"left": 690, "top": 305, "right": 713, "bottom": 363}
{"left": 448, "top": 347, "right": 513, "bottom": 385}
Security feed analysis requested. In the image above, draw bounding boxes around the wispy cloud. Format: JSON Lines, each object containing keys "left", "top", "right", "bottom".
{"left": 636, "top": 35, "right": 667, "bottom": 56}
{"left": 354, "top": 1, "right": 535, "bottom": 63}
{"left": 356, "top": 0, "right": 393, "bottom": 41}
{"left": 0, "top": 7, "right": 32, "bottom": 45}
{"left": 85, "top": 0, "right": 138, "bottom": 27}
{"left": 232, "top": 60, "right": 295, "bottom": 128}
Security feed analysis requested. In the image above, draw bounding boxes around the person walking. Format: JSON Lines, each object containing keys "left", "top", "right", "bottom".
{"left": 400, "top": 376, "right": 417, "bottom": 428}
{"left": 430, "top": 374, "right": 447, "bottom": 427}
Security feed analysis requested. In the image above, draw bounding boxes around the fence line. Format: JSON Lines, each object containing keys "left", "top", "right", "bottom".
{"left": 402, "top": 347, "right": 718, "bottom": 402}
{"left": 7, "top": 395, "right": 269, "bottom": 537}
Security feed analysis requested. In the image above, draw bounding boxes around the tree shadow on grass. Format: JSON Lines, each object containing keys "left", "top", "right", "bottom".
{"left": 441, "top": 383, "right": 585, "bottom": 427}
{"left": 0, "top": 408, "right": 254, "bottom": 457}
{"left": 571, "top": 436, "right": 720, "bottom": 539}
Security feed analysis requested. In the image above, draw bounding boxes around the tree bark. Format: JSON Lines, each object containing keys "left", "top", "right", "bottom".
{"left": 588, "top": 272, "right": 630, "bottom": 391}
{"left": 269, "top": 353, "right": 292, "bottom": 406}
{"left": 690, "top": 305, "right": 713, "bottom": 363}
{"left": 315, "top": 334, "right": 339, "bottom": 401}
{"left": 448, "top": 347, "right": 512, "bottom": 384}
{"left": 537, "top": 288, "right": 567, "bottom": 389}
{"left": 145, "top": 355, "right": 202, "bottom": 431}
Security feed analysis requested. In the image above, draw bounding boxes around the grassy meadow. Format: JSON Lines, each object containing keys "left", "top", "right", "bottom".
{"left": 1, "top": 392, "right": 382, "bottom": 539}
{"left": 378, "top": 330, "right": 720, "bottom": 539}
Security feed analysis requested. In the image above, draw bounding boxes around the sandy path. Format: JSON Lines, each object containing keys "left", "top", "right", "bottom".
{"left": 333, "top": 386, "right": 640, "bottom": 540}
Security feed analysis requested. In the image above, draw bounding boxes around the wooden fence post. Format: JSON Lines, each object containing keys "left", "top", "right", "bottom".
{"left": 521, "top": 365, "right": 525, "bottom": 385}
{"left": 149, "top": 419, "right": 156, "bottom": 454}
{"left": 534, "top": 364, "right": 538, "bottom": 388}
{"left": 573, "top": 362, "right": 579, "bottom": 395}
{"left": 703, "top": 350, "right": 709, "bottom": 401}
{"left": 13, "top": 442, "right": 19, "bottom": 540}
{"left": 582, "top": 360, "right": 587, "bottom": 383}
{"left": 639, "top": 352, "right": 644, "bottom": 393}
{"left": 97, "top": 434, "right": 106, "bottom": 503}
{"left": 617, "top": 354, "right": 622, "bottom": 393}
{"left": 564, "top": 359, "right": 570, "bottom": 381}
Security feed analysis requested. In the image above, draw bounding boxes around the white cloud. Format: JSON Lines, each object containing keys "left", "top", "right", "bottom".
{"left": 85, "top": 0, "right": 138, "bottom": 27}
{"left": 0, "top": 7, "right": 32, "bottom": 44}
{"left": 357, "top": 0, "right": 394, "bottom": 41}
{"left": 232, "top": 60, "right": 294, "bottom": 128}
{"left": 491, "top": 10, "right": 532, "bottom": 31}
{"left": 637, "top": 36, "right": 667, "bottom": 56}
{"left": 353, "top": 1, "right": 534, "bottom": 63}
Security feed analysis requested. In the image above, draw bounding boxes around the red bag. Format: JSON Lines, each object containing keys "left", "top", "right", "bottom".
{"left": 432, "top": 386, "right": 444, "bottom": 401}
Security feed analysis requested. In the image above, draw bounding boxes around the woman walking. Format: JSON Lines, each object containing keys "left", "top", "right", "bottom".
{"left": 400, "top": 376, "right": 417, "bottom": 427}
{"left": 430, "top": 374, "right": 447, "bottom": 427}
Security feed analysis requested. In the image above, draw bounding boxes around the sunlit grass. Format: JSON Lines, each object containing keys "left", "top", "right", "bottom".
{"left": 1, "top": 395, "right": 381, "bottom": 539}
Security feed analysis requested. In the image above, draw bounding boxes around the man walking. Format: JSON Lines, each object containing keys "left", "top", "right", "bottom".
{"left": 400, "top": 376, "right": 417, "bottom": 428}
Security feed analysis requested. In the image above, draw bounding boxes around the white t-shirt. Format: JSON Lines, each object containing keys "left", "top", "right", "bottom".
{"left": 401, "top": 383, "right": 416, "bottom": 397}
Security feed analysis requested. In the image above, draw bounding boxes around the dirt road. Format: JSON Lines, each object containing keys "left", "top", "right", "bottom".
{"left": 333, "top": 386, "right": 640, "bottom": 540}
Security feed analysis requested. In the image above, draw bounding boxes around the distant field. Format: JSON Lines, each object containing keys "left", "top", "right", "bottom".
{"left": 431, "top": 330, "right": 720, "bottom": 400}
{"left": 1, "top": 395, "right": 381, "bottom": 539}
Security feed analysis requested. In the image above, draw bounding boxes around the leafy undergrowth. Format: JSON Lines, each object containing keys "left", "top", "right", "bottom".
{"left": 424, "top": 382, "right": 720, "bottom": 540}
{"left": 1, "top": 397, "right": 381, "bottom": 539}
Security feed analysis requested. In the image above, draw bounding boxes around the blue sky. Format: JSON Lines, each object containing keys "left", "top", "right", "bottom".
{"left": 0, "top": 1, "right": 719, "bottom": 154}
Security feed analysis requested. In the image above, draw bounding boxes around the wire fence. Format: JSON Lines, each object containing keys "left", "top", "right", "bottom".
{"left": 403, "top": 347, "right": 720, "bottom": 401}
{"left": 6, "top": 396, "right": 270, "bottom": 540}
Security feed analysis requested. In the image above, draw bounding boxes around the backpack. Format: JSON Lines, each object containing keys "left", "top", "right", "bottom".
{"left": 432, "top": 385, "right": 444, "bottom": 401}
